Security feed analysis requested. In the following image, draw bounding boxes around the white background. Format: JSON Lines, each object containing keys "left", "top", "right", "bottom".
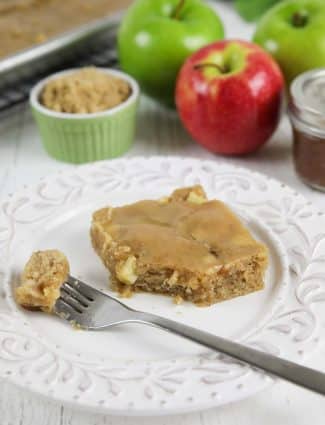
{"left": 1, "top": 2, "right": 325, "bottom": 424}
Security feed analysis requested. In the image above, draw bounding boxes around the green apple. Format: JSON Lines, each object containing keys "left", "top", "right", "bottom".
{"left": 117, "top": 0, "right": 224, "bottom": 106}
{"left": 253, "top": 0, "right": 325, "bottom": 84}
{"left": 235, "top": 0, "right": 281, "bottom": 22}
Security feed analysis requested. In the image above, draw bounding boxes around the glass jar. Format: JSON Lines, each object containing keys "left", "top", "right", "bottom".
{"left": 289, "top": 69, "right": 325, "bottom": 191}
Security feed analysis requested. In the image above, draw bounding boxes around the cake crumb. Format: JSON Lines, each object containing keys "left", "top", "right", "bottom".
{"left": 34, "top": 32, "right": 47, "bottom": 43}
{"left": 15, "top": 250, "right": 69, "bottom": 312}
{"left": 173, "top": 295, "right": 184, "bottom": 305}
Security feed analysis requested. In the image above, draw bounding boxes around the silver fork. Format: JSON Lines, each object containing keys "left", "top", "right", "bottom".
{"left": 54, "top": 275, "right": 325, "bottom": 397}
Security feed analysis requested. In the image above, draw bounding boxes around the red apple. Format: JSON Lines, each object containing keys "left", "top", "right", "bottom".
{"left": 175, "top": 39, "right": 284, "bottom": 155}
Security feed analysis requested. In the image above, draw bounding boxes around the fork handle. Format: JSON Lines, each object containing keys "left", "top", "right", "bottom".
{"left": 137, "top": 312, "right": 325, "bottom": 396}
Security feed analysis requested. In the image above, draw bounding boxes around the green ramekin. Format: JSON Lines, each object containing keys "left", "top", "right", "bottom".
{"left": 30, "top": 68, "right": 139, "bottom": 164}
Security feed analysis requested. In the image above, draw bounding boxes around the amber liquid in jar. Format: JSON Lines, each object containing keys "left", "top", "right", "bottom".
{"left": 293, "top": 129, "right": 325, "bottom": 190}
{"left": 289, "top": 69, "right": 325, "bottom": 191}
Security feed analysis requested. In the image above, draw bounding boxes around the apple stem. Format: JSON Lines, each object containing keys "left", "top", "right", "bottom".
{"left": 172, "top": 0, "right": 185, "bottom": 19}
{"left": 193, "top": 62, "right": 230, "bottom": 74}
{"left": 292, "top": 11, "right": 308, "bottom": 27}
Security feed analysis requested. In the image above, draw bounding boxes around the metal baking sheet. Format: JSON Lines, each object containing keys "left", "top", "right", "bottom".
{"left": 0, "top": 11, "right": 122, "bottom": 89}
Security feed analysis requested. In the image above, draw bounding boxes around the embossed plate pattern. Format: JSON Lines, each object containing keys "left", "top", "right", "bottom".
{"left": 0, "top": 157, "right": 324, "bottom": 416}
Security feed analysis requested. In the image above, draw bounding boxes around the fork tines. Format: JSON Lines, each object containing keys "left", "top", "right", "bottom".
{"left": 55, "top": 276, "right": 94, "bottom": 318}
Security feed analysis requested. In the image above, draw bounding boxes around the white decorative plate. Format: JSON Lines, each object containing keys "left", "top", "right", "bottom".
{"left": 1, "top": 157, "right": 324, "bottom": 416}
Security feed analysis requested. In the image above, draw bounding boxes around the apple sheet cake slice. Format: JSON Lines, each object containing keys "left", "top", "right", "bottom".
{"left": 91, "top": 186, "right": 268, "bottom": 306}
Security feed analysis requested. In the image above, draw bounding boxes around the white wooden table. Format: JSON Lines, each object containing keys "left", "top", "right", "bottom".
{"left": 1, "top": 2, "right": 325, "bottom": 424}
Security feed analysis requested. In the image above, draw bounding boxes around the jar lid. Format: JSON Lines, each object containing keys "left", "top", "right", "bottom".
{"left": 290, "top": 68, "right": 325, "bottom": 134}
